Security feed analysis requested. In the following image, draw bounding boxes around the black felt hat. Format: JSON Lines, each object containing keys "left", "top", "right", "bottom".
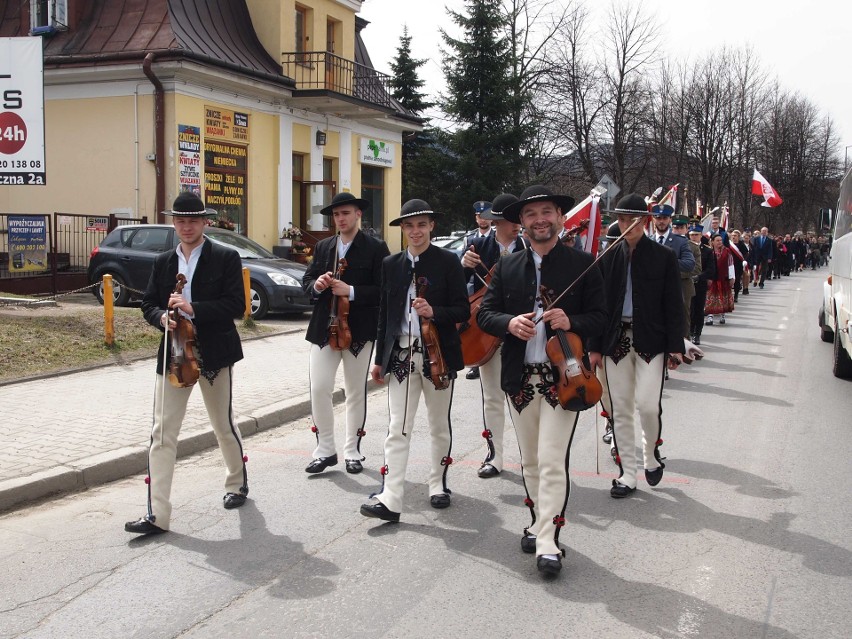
{"left": 613, "top": 193, "right": 652, "bottom": 216}
{"left": 501, "top": 185, "right": 576, "bottom": 224}
{"left": 389, "top": 199, "right": 439, "bottom": 226}
{"left": 479, "top": 193, "right": 519, "bottom": 221}
{"left": 321, "top": 192, "right": 371, "bottom": 215}
{"left": 167, "top": 191, "right": 215, "bottom": 217}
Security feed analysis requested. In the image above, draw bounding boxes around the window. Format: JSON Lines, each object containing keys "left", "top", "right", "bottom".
{"left": 295, "top": 6, "right": 308, "bottom": 55}
{"left": 292, "top": 153, "right": 305, "bottom": 229}
{"left": 361, "top": 166, "right": 385, "bottom": 238}
{"left": 129, "top": 228, "right": 171, "bottom": 252}
{"left": 29, "top": 0, "right": 67, "bottom": 31}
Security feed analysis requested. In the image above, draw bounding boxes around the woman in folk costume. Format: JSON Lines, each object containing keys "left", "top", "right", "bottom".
{"left": 704, "top": 233, "right": 735, "bottom": 326}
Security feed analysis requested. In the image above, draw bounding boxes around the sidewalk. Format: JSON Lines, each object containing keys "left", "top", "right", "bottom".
{"left": 0, "top": 329, "right": 361, "bottom": 512}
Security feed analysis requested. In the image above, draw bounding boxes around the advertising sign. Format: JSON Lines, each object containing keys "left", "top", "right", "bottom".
{"left": 204, "top": 106, "right": 249, "bottom": 143}
{"left": 0, "top": 38, "right": 46, "bottom": 185}
{"left": 359, "top": 138, "right": 395, "bottom": 168}
{"left": 178, "top": 124, "right": 201, "bottom": 194}
{"left": 204, "top": 141, "right": 247, "bottom": 232}
{"left": 86, "top": 216, "right": 108, "bottom": 231}
{"left": 7, "top": 215, "right": 48, "bottom": 272}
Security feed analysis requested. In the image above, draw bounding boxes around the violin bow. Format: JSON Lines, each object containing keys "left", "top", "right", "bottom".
{"left": 533, "top": 216, "right": 644, "bottom": 324}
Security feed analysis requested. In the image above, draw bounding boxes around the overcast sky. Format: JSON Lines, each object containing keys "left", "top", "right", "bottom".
{"left": 360, "top": 0, "right": 852, "bottom": 154}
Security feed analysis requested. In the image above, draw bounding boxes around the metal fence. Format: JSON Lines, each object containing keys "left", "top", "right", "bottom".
{"left": 0, "top": 213, "right": 146, "bottom": 296}
{"left": 281, "top": 51, "right": 394, "bottom": 109}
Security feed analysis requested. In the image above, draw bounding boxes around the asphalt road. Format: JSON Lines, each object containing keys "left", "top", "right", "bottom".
{"left": 0, "top": 269, "right": 848, "bottom": 639}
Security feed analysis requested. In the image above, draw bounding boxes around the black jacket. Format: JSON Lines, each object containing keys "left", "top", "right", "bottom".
{"left": 302, "top": 230, "right": 390, "bottom": 345}
{"left": 142, "top": 239, "right": 244, "bottom": 374}
{"left": 478, "top": 242, "right": 606, "bottom": 395}
{"left": 589, "top": 235, "right": 685, "bottom": 357}
{"left": 463, "top": 233, "right": 526, "bottom": 293}
{"left": 374, "top": 244, "right": 470, "bottom": 376}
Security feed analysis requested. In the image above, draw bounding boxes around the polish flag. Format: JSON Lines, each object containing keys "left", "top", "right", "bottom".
{"left": 563, "top": 193, "right": 603, "bottom": 256}
{"left": 752, "top": 169, "right": 783, "bottom": 208}
{"left": 720, "top": 203, "right": 729, "bottom": 230}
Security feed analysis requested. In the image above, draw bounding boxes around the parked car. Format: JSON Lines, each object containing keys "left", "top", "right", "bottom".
{"left": 87, "top": 224, "right": 312, "bottom": 319}
{"left": 432, "top": 234, "right": 467, "bottom": 258}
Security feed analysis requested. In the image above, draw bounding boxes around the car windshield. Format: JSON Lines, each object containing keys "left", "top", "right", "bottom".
{"left": 205, "top": 229, "right": 275, "bottom": 259}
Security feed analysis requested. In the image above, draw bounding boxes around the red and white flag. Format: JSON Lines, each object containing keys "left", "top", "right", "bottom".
{"left": 752, "top": 169, "right": 783, "bottom": 208}
{"left": 563, "top": 193, "right": 603, "bottom": 256}
{"left": 657, "top": 184, "right": 678, "bottom": 212}
{"left": 720, "top": 203, "right": 730, "bottom": 230}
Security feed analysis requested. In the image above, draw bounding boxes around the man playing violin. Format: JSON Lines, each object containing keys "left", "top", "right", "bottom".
{"left": 302, "top": 192, "right": 390, "bottom": 474}
{"left": 478, "top": 185, "right": 606, "bottom": 576}
{"left": 460, "top": 193, "right": 526, "bottom": 479}
{"left": 359, "top": 200, "right": 469, "bottom": 523}
{"left": 125, "top": 192, "right": 248, "bottom": 536}
{"left": 588, "top": 193, "right": 685, "bottom": 500}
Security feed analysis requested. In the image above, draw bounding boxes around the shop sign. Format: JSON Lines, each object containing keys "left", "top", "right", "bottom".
{"left": 359, "top": 138, "right": 395, "bottom": 168}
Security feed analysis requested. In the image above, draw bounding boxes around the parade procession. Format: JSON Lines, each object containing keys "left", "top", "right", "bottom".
{"left": 1, "top": 1, "right": 851, "bottom": 637}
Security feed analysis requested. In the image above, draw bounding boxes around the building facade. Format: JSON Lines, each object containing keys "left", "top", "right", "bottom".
{"left": 0, "top": 0, "right": 419, "bottom": 253}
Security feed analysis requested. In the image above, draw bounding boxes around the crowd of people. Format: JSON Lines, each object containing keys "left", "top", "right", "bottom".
{"left": 121, "top": 188, "right": 824, "bottom": 582}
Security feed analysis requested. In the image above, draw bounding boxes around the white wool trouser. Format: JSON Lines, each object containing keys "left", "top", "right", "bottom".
{"left": 147, "top": 367, "right": 247, "bottom": 530}
{"left": 508, "top": 371, "right": 579, "bottom": 557}
{"left": 375, "top": 350, "right": 454, "bottom": 514}
{"left": 603, "top": 339, "right": 665, "bottom": 489}
{"left": 478, "top": 349, "right": 507, "bottom": 470}
{"left": 309, "top": 342, "right": 374, "bottom": 460}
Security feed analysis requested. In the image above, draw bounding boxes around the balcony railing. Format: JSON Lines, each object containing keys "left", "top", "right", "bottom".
{"left": 281, "top": 51, "right": 394, "bottom": 110}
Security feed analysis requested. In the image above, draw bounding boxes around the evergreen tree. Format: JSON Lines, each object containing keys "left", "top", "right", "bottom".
{"left": 440, "top": 0, "right": 524, "bottom": 226}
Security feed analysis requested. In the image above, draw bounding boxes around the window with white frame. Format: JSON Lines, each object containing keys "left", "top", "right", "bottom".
{"left": 30, "top": 0, "right": 67, "bottom": 31}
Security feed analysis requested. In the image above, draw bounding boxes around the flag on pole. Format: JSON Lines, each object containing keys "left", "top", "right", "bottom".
{"left": 657, "top": 184, "right": 679, "bottom": 212}
{"left": 563, "top": 193, "right": 603, "bottom": 256}
{"left": 752, "top": 169, "right": 783, "bottom": 207}
{"left": 720, "top": 202, "right": 729, "bottom": 230}
{"left": 696, "top": 198, "right": 704, "bottom": 219}
{"left": 700, "top": 207, "right": 719, "bottom": 238}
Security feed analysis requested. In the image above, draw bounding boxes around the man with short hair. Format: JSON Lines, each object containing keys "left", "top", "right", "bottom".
{"left": 125, "top": 192, "right": 248, "bottom": 536}
{"left": 302, "top": 193, "right": 390, "bottom": 475}
{"left": 750, "top": 227, "right": 773, "bottom": 288}
{"left": 463, "top": 200, "right": 494, "bottom": 379}
{"left": 672, "top": 214, "right": 699, "bottom": 338}
{"left": 589, "top": 193, "right": 685, "bottom": 500}
{"left": 479, "top": 185, "right": 606, "bottom": 576}
{"left": 360, "top": 200, "right": 470, "bottom": 523}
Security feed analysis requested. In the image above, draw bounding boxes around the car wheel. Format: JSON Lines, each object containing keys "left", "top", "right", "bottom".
{"left": 833, "top": 316, "right": 852, "bottom": 379}
{"left": 249, "top": 282, "right": 269, "bottom": 320}
{"left": 819, "top": 306, "right": 834, "bottom": 343}
{"left": 95, "top": 273, "right": 131, "bottom": 306}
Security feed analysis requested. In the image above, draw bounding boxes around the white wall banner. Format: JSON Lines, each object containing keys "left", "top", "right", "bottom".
{"left": 0, "top": 37, "right": 46, "bottom": 185}
{"left": 359, "top": 137, "right": 395, "bottom": 168}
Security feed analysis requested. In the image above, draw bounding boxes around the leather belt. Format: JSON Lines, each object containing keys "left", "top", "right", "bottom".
{"left": 522, "top": 363, "right": 552, "bottom": 376}
{"left": 621, "top": 320, "right": 633, "bottom": 329}
{"left": 396, "top": 337, "right": 423, "bottom": 353}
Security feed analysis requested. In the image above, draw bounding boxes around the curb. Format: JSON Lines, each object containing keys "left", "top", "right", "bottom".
{"left": 0, "top": 382, "right": 379, "bottom": 514}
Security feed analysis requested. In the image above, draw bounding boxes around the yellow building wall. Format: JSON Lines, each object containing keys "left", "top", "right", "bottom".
{"left": 0, "top": 94, "right": 157, "bottom": 218}
{"left": 247, "top": 0, "right": 356, "bottom": 61}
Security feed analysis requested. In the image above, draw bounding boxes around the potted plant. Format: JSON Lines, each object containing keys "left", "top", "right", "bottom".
{"left": 280, "top": 224, "right": 302, "bottom": 247}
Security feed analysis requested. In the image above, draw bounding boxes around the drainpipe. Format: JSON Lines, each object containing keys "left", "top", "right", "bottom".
{"left": 142, "top": 53, "right": 166, "bottom": 222}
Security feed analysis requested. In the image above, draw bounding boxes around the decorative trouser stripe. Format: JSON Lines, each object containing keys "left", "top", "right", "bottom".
{"left": 478, "top": 350, "right": 504, "bottom": 469}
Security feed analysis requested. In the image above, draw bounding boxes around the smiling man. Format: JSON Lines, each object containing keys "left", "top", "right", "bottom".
{"left": 360, "top": 199, "right": 470, "bottom": 523}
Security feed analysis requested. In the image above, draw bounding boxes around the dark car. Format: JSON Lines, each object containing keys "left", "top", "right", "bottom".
{"left": 87, "top": 224, "right": 312, "bottom": 319}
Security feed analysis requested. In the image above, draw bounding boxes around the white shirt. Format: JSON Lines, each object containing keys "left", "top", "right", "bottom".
{"left": 176, "top": 240, "right": 204, "bottom": 318}
{"left": 337, "top": 237, "right": 356, "bottom": 301}
{"left": 524, "top": 250, "right": 548, "bottom": 364}
{"left": 399, "top": 251, "right": 421, "bottom": 338}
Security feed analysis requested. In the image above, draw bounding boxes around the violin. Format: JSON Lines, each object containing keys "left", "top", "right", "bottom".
{"left": 327, "top": 258, "right": 352, "bottom": 351}
{"left": 539, "top": 286, "right": 601, "bottom": 411}
{"left": 167, "top": 273, "right": 200, "bottom": 388}
{"left": 416, "top": 276, "right": 450, "bottom": 390}
{"left": 458, "top": 259, "right": 501, "bottom": 367}
{"left": 561, "top": 218, "right": 590, "bottom": 244}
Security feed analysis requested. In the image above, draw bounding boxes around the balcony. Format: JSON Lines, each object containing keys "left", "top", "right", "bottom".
{"left": 281, "top": 51, "right": 396, "bottom": 118}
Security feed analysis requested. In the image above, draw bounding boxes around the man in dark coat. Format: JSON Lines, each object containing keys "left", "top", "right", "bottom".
{"left": 302, "top": 193, "right": 390, "bottom": 475}
{"left": 478, "top": 185, "right": 606, "bottom": 576}
{"left": 360, "top": 200, "right": 470, "bottom": 523}
{"left": 589, "top": 193, "right": 685, "bottom": 500}
{"left": 688, "top": 226, "right": 716, "bottom": 345}
{"left": 125, "top": 192, "right": 248, "bottom": 536}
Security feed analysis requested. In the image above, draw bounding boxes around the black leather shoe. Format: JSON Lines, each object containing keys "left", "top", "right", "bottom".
{"left": 537, "top": 555, "right": 562, "bottom": 575}
{"left": 610, "top": 481, "right": 636, "bottom": 498}
{"left": 465, "top": 367, "right": 480, "bottom": 380}
{"left": 124, "top": 517, "right": 167, "bottom": 535}
{"left": 223, "top": 492, "right": 247, "bottom": 509}
{"left": 305, "top": 454, "right": 338, "bottom": 474}
{"left": 645, "top": 466, "right": 664, "bottom": 487}
{"left": 521, "top": 533, "right": 537, "bottom": 554}
{"left": 477, "top": 463, "right": 500, "bottom": 478}
{"left": 692, "top": 336, "right": 701, "bottom": 345}
{"left": 360, "top": 501, "right": 400, "bottom": 522}
{"left": 345, "top": 459, "right": 363, "bottom": 474}
{"left": 430, "top": 493, "right": 451, "bottom": 509}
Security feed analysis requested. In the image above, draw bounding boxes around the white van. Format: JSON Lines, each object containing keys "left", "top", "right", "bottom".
{"left": 819, "top": 170, "right": 852, "bottom": 378}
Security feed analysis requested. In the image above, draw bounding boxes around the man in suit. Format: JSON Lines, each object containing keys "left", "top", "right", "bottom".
{"left": 125, "top": 192, "right": 248, "bottom": 536}
{"left": 750, "top": 227, "right": 773, "bottom": 288}
{"left": 688, "top": 226, "right": 716, "bottom": 345}
{"left": 478, "top": 185, "right": 606, "bottom": 576}
{"left": 671, "top": 213, "right": 699, "bottom": 339}
{"left": 302, "top": 193, "right": 390, "bottom": 475}
{"left": 359, "top": 200, "right": 470, "bottom": 523}
{"left": 589, "top": 193, "right": 685, "bottom": 500}
{"left": 462, "top": 200, "right": 493, "bottom": 379}
{"left": 460, "top": 193, "right": 525, "bottom": 479}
